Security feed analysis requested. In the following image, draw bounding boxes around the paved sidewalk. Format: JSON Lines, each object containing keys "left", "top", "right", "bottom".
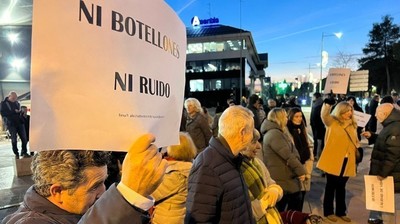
{"left": 0, "top": 140, "right": 33, "bottom": 219}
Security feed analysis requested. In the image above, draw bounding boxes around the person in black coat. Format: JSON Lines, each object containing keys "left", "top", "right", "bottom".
{"left": 362, "top": 104, "right": 400, "bottom": 223}
{"left": 0, "top": 92, "right": 29, "bottom": 159}
{"left": 367, "top": 95, "right": 380, "bottom": 133}
{"left": 247, "top": 94, "right": 261, "bottom": 132}
{"left": 310, "top": 92, "right": 325, "bottom": 159}
{"left": 20, "top": 106, "right": 30, "bottom": 141}
{"left": 185, "top": 106, "right": 255, "bottom": 224}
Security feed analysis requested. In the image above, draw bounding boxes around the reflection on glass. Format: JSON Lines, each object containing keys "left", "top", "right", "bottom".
{"left": 190, "top": 79, "right": 204, "bottom": 92}
{"left": 186, "top": 40, "right": 245, "bottom": 54}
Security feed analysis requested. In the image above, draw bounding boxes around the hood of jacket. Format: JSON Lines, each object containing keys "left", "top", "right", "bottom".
{"left": 165, "top": 160, "right": 192, "bottom": 177}
{"left": 260, "top": 119, "right": 281, "bottom": 135}
{"left": 312, "top": 98, "right": 323, "bottom": 108}
{"left": 382, "top": 108, "right": 400, "bottom": 127}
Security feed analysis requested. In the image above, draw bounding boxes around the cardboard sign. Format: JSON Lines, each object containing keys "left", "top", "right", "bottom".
{"left": 353, "top": 110, "right": 371, "bottom": 128}
{"left": 349, "top": 70, "right": 369, "bottom": 92}
{"left": 364, "top": 175, "right": 395, "bottom": 213}
{"left": 30, "top": 0, "right": 186, "bottom": 151}
{"left": 323, "top": 68, "right": 351, "bottom": 94}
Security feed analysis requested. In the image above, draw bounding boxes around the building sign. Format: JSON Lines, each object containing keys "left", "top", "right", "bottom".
{"left": 191, "top": 16, "right": 219, "bottom": 27}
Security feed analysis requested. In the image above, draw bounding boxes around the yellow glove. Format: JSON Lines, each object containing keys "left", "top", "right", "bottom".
{"left": 260, "top": 188, "right": 280, "bottom": 210}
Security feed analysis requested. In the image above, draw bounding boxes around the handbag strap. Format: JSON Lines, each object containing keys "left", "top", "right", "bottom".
{"left": 343, "top": 127, "right": 358, "bottom": 149}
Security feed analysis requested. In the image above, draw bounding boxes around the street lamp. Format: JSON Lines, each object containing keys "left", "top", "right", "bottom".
{"left": 319, "top": 32, "right": 343, "bottom": 93}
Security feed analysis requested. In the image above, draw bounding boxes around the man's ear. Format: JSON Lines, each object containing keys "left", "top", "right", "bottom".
{"left": 240, "top": 127, "right": 246, "bottom": 141}
{"left": 49, "top": 184, "right": 63, "bottom": 204}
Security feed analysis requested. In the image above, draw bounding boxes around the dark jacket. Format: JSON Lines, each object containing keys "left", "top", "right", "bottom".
{"left": 247, "top": 105, "right": 261, "bottom": 132}
{"left": 0, "top": 97, "right": 22, "bottom": 128}
{"left": 368, "top": 109, "right": 400, "bottom": 193}
{"left": 260, "top": 120, "right": 306, "bottom": 193}
{"left": 2, "top": 186, "right": 81, "bottom": 224}
{"left": 2, "top": 184, "right": 149, "bottom": 224}
{"left": 185, "top": 137, "right": 255, "bottom": 224}
{"left": 368, "top": 99, "right": 379, "bottom": 132}
{"left": 186, "top": 112, "right": 212, "bottom": 153}
{"left": 310, "top": 98, "right": 325, "bottom": 140}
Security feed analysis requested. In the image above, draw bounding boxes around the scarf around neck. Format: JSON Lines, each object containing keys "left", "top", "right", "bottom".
{"left": 287, "top": 122, "right": 310, "bottom": 164}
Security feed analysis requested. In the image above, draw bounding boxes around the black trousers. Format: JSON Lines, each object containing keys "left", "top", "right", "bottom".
{"left": 8, "top": 124, "right": 28, "bottom": 155}
{"left": 276, "top": 191, "right": 303, "bottom": 212}
{"left": 323, "top": 159, "right": 349, "bottom": 216}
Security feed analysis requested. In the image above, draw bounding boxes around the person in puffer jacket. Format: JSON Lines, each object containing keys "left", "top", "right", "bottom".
{"left": 362, "top": 103, "right": 400, "bottom": 224}
{"left": 151, "top": 132, "right": 197, "bottom": 224}
{"left": 185, "top": 106, "right": 256, "bottom": 224}
{"left": 260, "top": 108, "right": 306, "bottom": 212}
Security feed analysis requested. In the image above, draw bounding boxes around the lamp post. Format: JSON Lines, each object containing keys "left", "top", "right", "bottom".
{"left": 319, "top": 32, "right": 343, "bottom": 93}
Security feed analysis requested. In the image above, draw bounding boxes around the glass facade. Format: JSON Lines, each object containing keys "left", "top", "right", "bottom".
{"left": 189, "top": 78, "right": 239, "bottom": 93}
{"left": 186, "top": 40, "right": 245, "bottom": 54}
{"left": 186, "top": 58, "right": 240, "bottom": 73}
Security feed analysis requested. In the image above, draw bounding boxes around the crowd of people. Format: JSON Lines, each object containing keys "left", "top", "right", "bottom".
{"left": 1, "top": 90, "right": 400, "bottom": 224}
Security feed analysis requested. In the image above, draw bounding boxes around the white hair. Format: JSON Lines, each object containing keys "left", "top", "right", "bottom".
{"left": 219, "top": 106, "right": 253, "bottom": 139}
{"left": 184, "top": 98, "right": 202, "bottom": 113}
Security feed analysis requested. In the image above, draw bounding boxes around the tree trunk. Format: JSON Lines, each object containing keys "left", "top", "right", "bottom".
{"left": 386, "top": 62, "right": 391, "bottom": 94}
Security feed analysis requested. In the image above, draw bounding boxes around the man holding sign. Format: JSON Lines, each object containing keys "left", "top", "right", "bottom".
{"left": 2, "top": 134, "right": 168, "bottom": 224}
{"left": 362, "top": 103, "right": 400, "bottom": 224}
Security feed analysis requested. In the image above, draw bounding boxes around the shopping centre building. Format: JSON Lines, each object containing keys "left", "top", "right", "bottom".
{"left": 185, "top": 16, "right": 268, "bottom": 107}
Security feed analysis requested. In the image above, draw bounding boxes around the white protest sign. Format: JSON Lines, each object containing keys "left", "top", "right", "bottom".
{"left": 353, "top": 110, "right": 371, "bottom": 128}
{"left": 349, "top": 70, "right": 369, "bottom": 92}
{"left": 364, "top": 175, "right": 395, "bottom": 213}
{"left": 323, "top": 68, "right": 351, "bottom": 94}
{"left": 30, "top": 0, "right": 186, "bottom": 151}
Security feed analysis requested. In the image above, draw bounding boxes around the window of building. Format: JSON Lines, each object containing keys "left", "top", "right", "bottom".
{"left": 190, "top": 79, "right": 204, "bottom": 92}
{"left": 186, "top": 59, "right": 240, "bottom": 73}
{"left": 187, "top": 43, "right": 203, "bottom": 54}
{"left": 216, "top": 80, "right": 222, "bottom": 89}
{"left": 189, "top": 78, "right": 239, "bottom": 92}
{"left": 187, "top": 39, "right": 246, "bottom": 54}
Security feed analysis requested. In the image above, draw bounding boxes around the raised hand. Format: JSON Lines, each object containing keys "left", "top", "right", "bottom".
{"left": 120, "top": 133, "right": 168, "bottom": 197}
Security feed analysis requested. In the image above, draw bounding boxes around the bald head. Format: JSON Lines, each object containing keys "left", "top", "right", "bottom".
{"left": 8, "top": 91, "right": 17, "bottom": 102}
{"left": 376, "top": 103, "right": 394, "bottom": 123}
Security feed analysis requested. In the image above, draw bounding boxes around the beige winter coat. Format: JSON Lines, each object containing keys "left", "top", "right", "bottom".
{"left": 151, "top": 160, "right": 192, "bottom": 224}
{"left": 317, "top": 103, "right": 359, "bottom": 177}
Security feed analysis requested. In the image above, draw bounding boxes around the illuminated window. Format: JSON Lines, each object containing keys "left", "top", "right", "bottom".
{"left": 190, "top": 79, "right": 204, "bottom": 92}
{"left": 216, "top": 80, "right": 222, "bottom": 89}
{"left": 187, "top": 40, "right": 244, "bottom": 54}
{"left": 187, "top": 43, "right": 203, "bottom": 54}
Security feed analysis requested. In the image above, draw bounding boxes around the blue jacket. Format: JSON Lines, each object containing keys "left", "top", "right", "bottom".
{"left": 2, "top": 184, "right": 149, "bottom": 224}
{"left": 185, "top": 137, "right": 255, "bottom": 224}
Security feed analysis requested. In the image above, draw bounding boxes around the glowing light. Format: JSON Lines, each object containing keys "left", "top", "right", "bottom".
{"left": 10, "top": 58, "right": 24, "bottom": 70}
{"left": 334, "top": 32, "right": 343, "bottom": 39}
{"left": 7, "top": 32, "right": 19, "bottom": 44}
